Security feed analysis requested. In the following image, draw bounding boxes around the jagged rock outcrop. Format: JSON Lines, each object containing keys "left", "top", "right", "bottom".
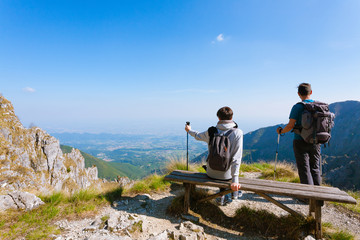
{"left": 0, "top": 95, "right": 99, "bottom": 195}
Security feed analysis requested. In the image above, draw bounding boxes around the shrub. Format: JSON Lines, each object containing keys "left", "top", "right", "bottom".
{"left": 103, "top": 187, "right": 123, "bottom": 203}
{"left": 331, "top": 190, "right": 360, "bottom": 214}
{"left": 327, "top": 230, "right": 355, "bottom": 240}
{"left": 234, "top": 206, "right": 314, "bottom": 239}
{"left": 127, "top": 174, "right": 170, "bottom": 194}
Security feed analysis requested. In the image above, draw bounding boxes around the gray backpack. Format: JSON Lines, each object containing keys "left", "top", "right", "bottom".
{"left": 294, "top": 101, "right": 335, "bottom": 144}
{"left": 207, "top": 127, "right": 235, "bottom": 171}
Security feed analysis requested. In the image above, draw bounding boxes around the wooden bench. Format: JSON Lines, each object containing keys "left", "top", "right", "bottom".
{"left": 164, "top": 170, "right": 357, "bottom": 239}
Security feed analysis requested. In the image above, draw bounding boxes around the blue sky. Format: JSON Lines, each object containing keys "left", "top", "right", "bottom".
{"left": 1, "top": 0, "right": 360, "bottom": 135}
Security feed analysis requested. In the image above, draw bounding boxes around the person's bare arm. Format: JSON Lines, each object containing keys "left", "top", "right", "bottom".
{"left": 277, "top": 119, "right": 296, "bottom": 134}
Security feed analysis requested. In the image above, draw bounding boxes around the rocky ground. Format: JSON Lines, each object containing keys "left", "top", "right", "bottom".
{"left": 51, "top": 173, "right": 360, "bottom": 240}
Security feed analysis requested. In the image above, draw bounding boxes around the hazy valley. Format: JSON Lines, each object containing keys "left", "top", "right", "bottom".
{"left": 53, "top": 132, "right": 208, "bottom": 180}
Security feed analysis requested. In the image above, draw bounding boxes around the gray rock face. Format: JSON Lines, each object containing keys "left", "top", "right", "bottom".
{"left": 0, "top": 194, "right": 18, "bottom": 211}
{"left": 0, "top": 191, "right": 44, "bottom": 211}
{"left": 0, "top": 95, "right": 99, "bottom": 194}
{"left": 117, "top": 176, "right": 134, "bottom": 188}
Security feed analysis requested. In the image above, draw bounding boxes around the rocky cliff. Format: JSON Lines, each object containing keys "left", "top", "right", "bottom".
{"left": 0, "top": 95, "right": 99, "bottom": 194}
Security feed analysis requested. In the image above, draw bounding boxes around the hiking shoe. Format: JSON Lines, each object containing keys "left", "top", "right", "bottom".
{"left": 232, "top": 190, "right": 243, "bottom": 200}
{"left": 216, "top": 195, "right": 232, "bottom": 206}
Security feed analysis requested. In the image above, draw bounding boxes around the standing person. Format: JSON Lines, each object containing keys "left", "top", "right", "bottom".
{"left": 276, "top": 83, "right": 321, "bottom": 185}
{"left": 185, "top": 106, "right": 243, "bottom": 205}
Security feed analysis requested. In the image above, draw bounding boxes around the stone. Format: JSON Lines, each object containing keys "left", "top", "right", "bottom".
{"left": 147, "top": 230, "right": 169, "bottom": 240}
{"left": 0, "top": 194, "right": 17, "bottom": 211}
{"left": 179, "top": 221, "right": 204, "bottom": 233}
{"left": 304, "top": 235, "right": 316, "bottom": 240}
{"left": 7, "top": 191, "right": 44, "bottom": 211}
{"left": 177, "top": 221, "right": 206, "bottom": 240}
{"left": 179, "top": 233, "right": 198, "bottom": 240}
{"left": 91, "top": 218, "right": 103, "bottom": 227}
{"left": 83, "top": 226, "right": 97, "bottom": 232}
{"left": 107, "top": 211, "right": 120, "bottom": 230}
{"left": 135, "top": 194, "right": 151, "bottom": 200}
{"left": 181, "top": 214, "right": 199, "bottom": 223}
{"left": 117, "top": 176, "right": 133, "bottom": 188}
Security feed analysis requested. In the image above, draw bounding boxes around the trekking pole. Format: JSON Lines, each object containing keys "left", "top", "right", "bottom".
{"left": 186, "top": 122, "right": 190, "bottom": 171}
{"left": 274, "top": 133, "right": 280, "bottom": 180}
{"left": 320, "top": 147, "right": 323, "bottom": 179}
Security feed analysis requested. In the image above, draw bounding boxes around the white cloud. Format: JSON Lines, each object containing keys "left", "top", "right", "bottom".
{"left": 216, "top": 33, "right": 224, "bottom": 42}
{"left": 23, "top": 87, "right": 36, "bottom": 93}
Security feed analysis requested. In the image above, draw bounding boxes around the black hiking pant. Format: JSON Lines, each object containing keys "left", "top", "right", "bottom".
{"left": 293, "top": 139, "right": 321, "bottom": 185}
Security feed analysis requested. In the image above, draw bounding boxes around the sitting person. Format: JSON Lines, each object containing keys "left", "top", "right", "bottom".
{"left": 185, "top": 106, "right": 243, "bottom": 205}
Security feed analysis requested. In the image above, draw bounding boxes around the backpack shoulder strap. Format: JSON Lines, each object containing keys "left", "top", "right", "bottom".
{"left": 297, "top": 101, "right": 316, "bottom": 112}
{"left": 224, "top": 128, "right": 236, "bottom": 137}
{"left": 208, "top": 126, "right": 218, "bottom": 143}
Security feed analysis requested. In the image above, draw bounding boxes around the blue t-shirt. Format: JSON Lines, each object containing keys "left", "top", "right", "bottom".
{"left": 289, "top": 99, "right": 314, "bottom": 140}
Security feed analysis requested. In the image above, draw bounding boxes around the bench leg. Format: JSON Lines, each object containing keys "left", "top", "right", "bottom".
{"left": 315, "top": 200, "right": 323, "bottom": 240}
{"left": 309, "top": 199, "right": 316, "bottom": 217}
{"left": 183, "top": 183, "right": 191, "bottom": 214}
{"left": 309, "top": 199, "right": 324, "bottom": 240}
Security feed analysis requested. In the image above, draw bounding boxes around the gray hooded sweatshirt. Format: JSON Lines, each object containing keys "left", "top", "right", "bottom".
{"left": 188, "top": 120, "right": 243, "bottom": 184}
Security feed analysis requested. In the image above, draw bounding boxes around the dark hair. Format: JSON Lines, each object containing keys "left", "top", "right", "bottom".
{"left": 298, "top": 83, "right": 312, "bottom": 96}
{"left": 217, "top": 106, "right": 233, "bottom": 120}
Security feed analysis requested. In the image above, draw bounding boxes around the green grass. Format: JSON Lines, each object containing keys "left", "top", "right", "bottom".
{"left": 0, "top": 220, "right": 5, "bottom": 228}
{"left": 240, "top": 161, "right": 300, "bottom": 183}
{"left": 124, "top": 158, "right": 206, "bottom": 194}
{"left": 126, "top": 174, "right": 171, "bottom": 194}
{"left": 325, "top": 230, "right": 355, "bottom": 240}
{"left": 240, "top": 162, "right": 273, "bottom": 172}
{"left": 331, "top": 191, "right": 360, "bottom": 214}
{"left": 165, "top": 156, "right": 203, "bottom": 173}
{"left": 0, "top": 185, "right": 124, "bottom": 240}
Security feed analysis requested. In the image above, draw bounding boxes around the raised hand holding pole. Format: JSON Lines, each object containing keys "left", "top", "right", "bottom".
{"left": 186, "top": 122, "right": 190, "bottom": 171}
{"left": 274, "top": 126, "right": 284, "bottom": 179}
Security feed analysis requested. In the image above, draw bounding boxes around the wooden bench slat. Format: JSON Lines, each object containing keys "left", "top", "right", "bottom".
{"left": 241, "top": 184, "right": 355, "bottom": 204}
{"left": 170, "top": 170, "right": 348, "bottom": 196}
{"left": 165, "top": 175, "right": 230, "bottom": 188}
{"left": 165, "top": 172, "right": 357, "bottom": 204}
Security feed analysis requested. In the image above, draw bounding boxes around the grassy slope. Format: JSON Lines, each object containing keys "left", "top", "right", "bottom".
{"left": 60, "top": 145, "right": 143, "bottom": 180}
